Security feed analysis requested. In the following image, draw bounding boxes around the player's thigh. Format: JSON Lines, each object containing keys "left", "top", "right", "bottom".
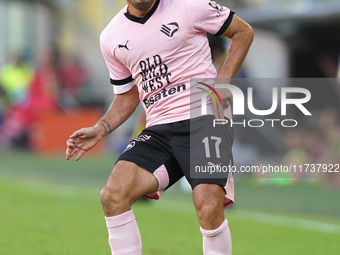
{"left": 107, "top": 127, "right": 184, "bottom": 202}
{"left": 172, "top": 115, "right": 235, "bottom": 209}
{"left": 174, "top": 115, "right": 234, "bottom": 185}
{"left": 104, "top": 160, "right": 158, "bottom": 202}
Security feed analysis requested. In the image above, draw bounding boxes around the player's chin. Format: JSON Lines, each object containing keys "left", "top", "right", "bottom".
{"left": 133, "top": 0, "right": 155, "bottom": 10}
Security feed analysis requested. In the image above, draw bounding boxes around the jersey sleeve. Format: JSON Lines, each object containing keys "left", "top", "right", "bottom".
{"left": 187, "top": 0, "right": 235, "bottom": 36}
{"left": 100, "top": 35, "right": 135, "bottom": 94}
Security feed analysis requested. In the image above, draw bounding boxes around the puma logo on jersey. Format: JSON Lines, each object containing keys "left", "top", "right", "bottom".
{"left": 118, "top": 40, "right": 129, "bottom": 50}
{"left": 160, "top": 22, "right": 179, "bottom": 37}
{"left": 207, "top": 162, "right": 221, "bottom": 167}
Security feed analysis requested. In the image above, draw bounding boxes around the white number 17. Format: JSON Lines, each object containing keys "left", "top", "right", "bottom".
{"left": 202, "top": 136, "right": 221, "bottom": 158}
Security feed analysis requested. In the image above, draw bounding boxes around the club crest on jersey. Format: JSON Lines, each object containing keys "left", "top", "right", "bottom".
{"left": 118, "top": 40, "right": 129, "bottom": 50}
{"left": 160, "top": 22, "right": 179, "bottom": 37}
{"left": 209, "top": 1, "right": 223, "bottom": 17}
{"left": 123, "top": 141, "right": 135, "bottom": 152}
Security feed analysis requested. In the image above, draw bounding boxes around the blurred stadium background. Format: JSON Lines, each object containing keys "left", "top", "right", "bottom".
{"left": 0, "top": 0, "right": 340, "bottom": 254}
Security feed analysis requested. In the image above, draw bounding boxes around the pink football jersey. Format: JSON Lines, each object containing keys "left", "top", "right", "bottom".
{"left": 100, "top": 0, "right": 234, "bottom": 127}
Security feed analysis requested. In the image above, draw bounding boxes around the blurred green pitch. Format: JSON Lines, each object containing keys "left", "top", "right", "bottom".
{"left": 0, "top": 151, "right": 339, "bottom": 255}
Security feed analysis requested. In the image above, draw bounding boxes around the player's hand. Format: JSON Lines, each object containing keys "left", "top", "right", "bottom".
{"left": 212, "top": 88, "right": 233, "bottom": 119}
{"left": 65, "top": 127, "right": 104, "bottom": 161}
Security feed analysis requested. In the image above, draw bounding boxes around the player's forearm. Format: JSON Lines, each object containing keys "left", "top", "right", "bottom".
{"left": 94, "top": 87, "right": 140, "bottom": 137}
{"left": 217, "top": 23, "right": 254, "bottom": 79}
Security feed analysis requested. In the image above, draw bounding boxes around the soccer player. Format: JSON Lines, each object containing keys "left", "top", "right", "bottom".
{"left": 66, "top": 0, "right": 253, "bottom": 254}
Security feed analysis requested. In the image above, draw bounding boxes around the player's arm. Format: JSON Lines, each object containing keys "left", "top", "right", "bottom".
{"left": 96, "top": 85, "right": 140, "bottom": 136}
{"left": 66, "top": 85, "right": 139, "bottom": 161}
{"left": 217, "top": 14, "right": 254, "bottom": 79}
{"left": 214, "top": 15, "right": 254, "bottom": 118}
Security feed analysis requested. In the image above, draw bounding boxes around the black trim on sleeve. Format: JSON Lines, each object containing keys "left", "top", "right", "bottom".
{"left": 110, "top": 75, "right": 133, "bottom": 86}
{"left": 124, "top": 0, "right": 160, "bottom": 24}
{"left": 215, "top": 11, "right": 235, "bottom": 36}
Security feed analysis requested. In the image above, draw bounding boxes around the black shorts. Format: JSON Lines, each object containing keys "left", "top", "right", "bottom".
{"left": 117, "top": 115, "right": 235, "bottom": 208}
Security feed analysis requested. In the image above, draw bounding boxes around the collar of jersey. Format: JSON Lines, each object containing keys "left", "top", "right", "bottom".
{"left": 124, "top": 0, "right": 160, "bottom": 24}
